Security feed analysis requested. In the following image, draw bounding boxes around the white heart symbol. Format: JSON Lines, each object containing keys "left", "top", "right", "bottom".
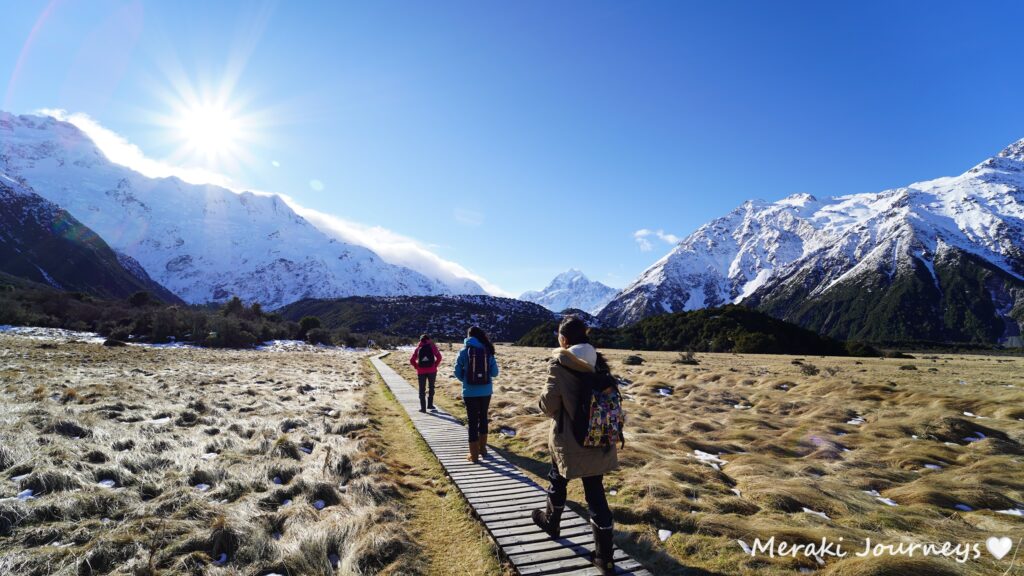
{"left": 987, "top": 536, "right": 1012, "bottom": 560}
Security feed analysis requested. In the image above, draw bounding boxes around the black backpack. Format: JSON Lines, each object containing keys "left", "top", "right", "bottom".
{"left": 417, "top": 344, "right": 435, "bottom": 368}
{"left": 465, "top": 347, "right": 490, "bottom": 385}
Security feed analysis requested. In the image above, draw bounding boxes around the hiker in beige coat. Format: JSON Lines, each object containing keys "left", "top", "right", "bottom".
{"left": 532, "top": 315, "right": 619, "bottom": 575}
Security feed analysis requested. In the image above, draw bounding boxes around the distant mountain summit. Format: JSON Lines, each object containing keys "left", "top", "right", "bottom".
{"left": 520, "top": 269, "right": 618, "bottom": 315}
{"left": 600, "top": 139, "right": 1024, "bottom": 345}
{"left": 0, "top": 112, "right": 485, "bottom": 308}
{"left": 0, "top": 172, "right": 180, "bottom": 302}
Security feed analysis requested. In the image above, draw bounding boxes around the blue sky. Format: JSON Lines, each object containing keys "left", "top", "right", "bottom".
{"left": 3, "top": 1, "right": 1024, "bottom": 295}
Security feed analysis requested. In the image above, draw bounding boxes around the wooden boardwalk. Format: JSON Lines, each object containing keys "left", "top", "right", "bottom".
{"left": 370, "top": 354, "right": 651, "bottom": 576}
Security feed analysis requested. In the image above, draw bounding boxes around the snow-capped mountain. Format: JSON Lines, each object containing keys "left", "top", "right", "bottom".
{"left": 0, "top": 171, "right": 180, "bottom": 302}
{"left": 600, "top": 139, "right": 1024, "bottom": 344}
{"left": 0, "top": 112, "right": 484, "bottom": 308}
{"left": 520, "top": 269, "right": 618, "bottom": 315}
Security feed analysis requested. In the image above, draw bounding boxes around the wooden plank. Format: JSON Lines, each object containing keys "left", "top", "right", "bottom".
{"left": 494, "top": 524, "right": 592, "bottom": 547}
{"left": 486, "top": 514, "right": 587, "bottom": 532}
{"left": 465, "top": 487, "right": 544, "bottom": 503}
{"left": 511, "top": 547, "right": 629, "bottom": 569}
{"left": 471, "top": 495, "right": 547, "bottom": 509}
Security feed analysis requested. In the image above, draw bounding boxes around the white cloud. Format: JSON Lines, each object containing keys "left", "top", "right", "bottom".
{"left": 39, "top": 108, "right": 508, "bottom": 296}
{"left": 283, "top": 201, "right": 512, "bottom": 297}
{"left": 37, "top": 109, "right": 237, "bottom": 189}
{"left": 634, "top": 228, "right": 681, "bottom": 251}
{"left": 633, "top": 229, "right": 654, "bottom": 252}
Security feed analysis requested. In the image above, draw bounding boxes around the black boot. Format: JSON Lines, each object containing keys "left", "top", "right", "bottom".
{"left": 531, "top": 498, "right": 563, "bottom": 539}
{"left": 427, "top": 393, "right": 435, "bottom": 410}
{"left": 419, "top": 396, "right": 426, "bottom": 413}
{"left": 590, "top": 519, "right": 614, "bottom": 575}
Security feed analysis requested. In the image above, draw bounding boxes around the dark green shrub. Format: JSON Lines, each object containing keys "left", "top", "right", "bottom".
{"left": 306, "top": 328, "right": 332, "bottom": 346}
{"left": 222, "top": 296, "right": 245, "bottom": 317}
{"left": 205, "top": 316, "right": 256, "bottom": 348}
{"left": 128, "top": 291, "right": 151, "bottom": 307}
{"left": 622, "top": 355, "right": 644, "bottom": 366}
{"left": 799, "top": 363, "right": 820, "bottom": 376}
{"left": 845, "top": 341, "right": 881, "bottom": 357}
{"left": 299, "top": 316, "right": 321, "bottom": 336}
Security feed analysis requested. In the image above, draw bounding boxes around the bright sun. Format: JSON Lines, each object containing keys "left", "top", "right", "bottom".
{"left": 177, "top": 104, "right": 241, "bottom": 159}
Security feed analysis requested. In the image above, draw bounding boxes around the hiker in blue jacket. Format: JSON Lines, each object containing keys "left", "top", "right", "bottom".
{"left": 454, "top": 326, "right": 499, "bottom": 463}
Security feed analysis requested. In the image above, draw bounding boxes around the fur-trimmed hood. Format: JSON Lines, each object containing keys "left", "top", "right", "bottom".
{"left": 553, "top": 346, "right": 596, "bottom": 373}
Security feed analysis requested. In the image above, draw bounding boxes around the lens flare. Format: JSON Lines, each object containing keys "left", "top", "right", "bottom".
{"left": 177, "top": 103, "right": 241, "bottom": 159}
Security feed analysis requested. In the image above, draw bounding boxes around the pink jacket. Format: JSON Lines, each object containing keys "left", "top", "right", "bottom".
{"left": 410, "top": 341, "right": 443, "bottom": 375}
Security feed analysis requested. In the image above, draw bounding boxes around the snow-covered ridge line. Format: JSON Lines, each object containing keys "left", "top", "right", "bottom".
{"left": 0, "top": 112, "right": 486, "bottom": 309}
{"left": 599, "top": 137, "right": 1024, "bottom": 343}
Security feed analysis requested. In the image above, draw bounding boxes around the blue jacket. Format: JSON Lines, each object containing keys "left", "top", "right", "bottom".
{"left": 454, "top": 337, "right": 498, "bottom": 398}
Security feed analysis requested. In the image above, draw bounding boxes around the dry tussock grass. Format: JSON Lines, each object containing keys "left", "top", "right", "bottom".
{"left": 387, "top": 346, "right": 1024, "bottom": 575}
{"left": 0, "top": 335, "right": 420, "bottom": 575}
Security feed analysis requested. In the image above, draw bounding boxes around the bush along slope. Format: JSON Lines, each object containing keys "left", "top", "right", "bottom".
{"left": 278, "top": 294, "right": 556, "bottom": 342}
{"left": 0, "top": 275, "right": 402, "bottom": 349}
{"left": 518, "top": 305, "right": 879, "bottom": 356}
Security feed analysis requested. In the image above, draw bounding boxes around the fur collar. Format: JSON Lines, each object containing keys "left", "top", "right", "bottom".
{"left": 554, "top": 348, "right": 596, "bottom": 373}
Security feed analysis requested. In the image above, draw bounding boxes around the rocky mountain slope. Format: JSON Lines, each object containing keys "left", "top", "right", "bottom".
{"left": 279, "top": 295, "right": 556, "bottom": 342}
{"left": 0, "top": 172, "right": 180, "bottom": 302}
{"left": 599, "top": 139, "right": 1024, "bottom": 345}
{"left": 519, "top": 269, "right": 617, "bottom": 315}
{"left": 0, "top": 112, "right": 484, "bottom": 309}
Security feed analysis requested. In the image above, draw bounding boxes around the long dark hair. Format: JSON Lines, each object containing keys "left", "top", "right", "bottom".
{"left": 467, "top": 326, "right": 495, "bottom": 355}
{"left": 558, "top": 315, "right": 590, "bottom": 347}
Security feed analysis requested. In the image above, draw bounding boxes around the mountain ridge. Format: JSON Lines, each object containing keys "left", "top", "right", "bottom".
{"left": 599, "top": 138, "right": 1024, "bottom": 345}
{"left": 0, "top": 112, "right": 485, "bottom": 309}
{"left": 0, "top": 172, "right": 181, "bottom": 303}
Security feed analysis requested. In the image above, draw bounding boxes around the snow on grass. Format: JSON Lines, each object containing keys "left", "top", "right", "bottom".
{"left": 693, "top": 450, "right": 727, "bottom": 470}
{"left": 802, "top": 507, "right": 830, "bottom": 521}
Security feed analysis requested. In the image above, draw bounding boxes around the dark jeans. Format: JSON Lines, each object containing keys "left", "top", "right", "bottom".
{"left": 464, "top": 395, "right": 491, "bottom": 442}
{"left": 417, "top": 372, "right": 436, "bottom": 409}
{"left": 546, "top": 460, "right": 612, "bottom": 527}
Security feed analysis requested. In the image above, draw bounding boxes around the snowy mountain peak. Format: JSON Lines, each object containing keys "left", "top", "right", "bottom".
{"left": 996, "top": 137, "right": 1024, "bottom": 162}
{"left": 551, "top": 268, "right": 587, "bottom": 286}
{"left": 0, "top": 112, "right": 485, "bottom": 308}
{"left": 778, "top": 193, "right": 818, "bottom": 207}
{"left": 520, "top": 269, "right": 618, "bottom": 315}
{"left": 599, "top": 137, "right": 1024, "bottom": 345}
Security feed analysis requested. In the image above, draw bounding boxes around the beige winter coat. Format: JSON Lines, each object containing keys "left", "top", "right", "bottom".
{"left": 537, "top": 348, "right": 619, "bottom": 480}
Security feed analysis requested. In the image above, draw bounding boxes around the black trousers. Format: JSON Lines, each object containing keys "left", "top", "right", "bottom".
{"left": 464, "top": 395, "right": 491, "bottom": 442}
{"left": 417, "top": 372, "right": 436, "bottom": 409}
{"left": 546, "top": 459, "right": 612, "bottom": 527}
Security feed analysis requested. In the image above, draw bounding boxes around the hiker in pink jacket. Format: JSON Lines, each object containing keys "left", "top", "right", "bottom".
{"left": 410, "top": 334, "right": 443, "bottom": 412}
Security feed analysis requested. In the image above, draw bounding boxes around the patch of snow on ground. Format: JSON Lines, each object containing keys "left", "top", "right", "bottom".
{"left": 0, "top": 325, "right": 106, "bottom": 344}
{"left": 693, "top": 450, "right": 727, "bottom": 470}
{"left": 802, "top": 507, "right": 830, "bottom": 521}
